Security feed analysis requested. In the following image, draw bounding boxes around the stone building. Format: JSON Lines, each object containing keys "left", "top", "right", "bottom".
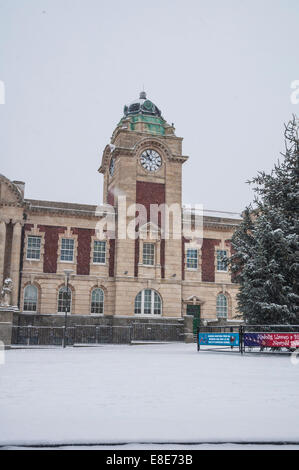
{"left": 0, "top": 92, "right": 241, "bottom": 341}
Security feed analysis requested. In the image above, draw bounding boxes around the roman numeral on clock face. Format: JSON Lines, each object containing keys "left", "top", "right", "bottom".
{"left": 140, "top": 149, "right": 162, "bottom": 172}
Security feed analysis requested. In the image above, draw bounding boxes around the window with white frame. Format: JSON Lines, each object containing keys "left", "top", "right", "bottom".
{"left": 23, "top": 285, "right": 38, "bottom": 312}
{"left": 142, "top": 243, "right": 155, "bottom": 266}
{"left": 216, "top": 250, "right": 228, "bottom": 271}
{"left": 60, "top": 238, "right": 74, "bottom": 262}
{"left": 91, "top": 288, "right": 104, "bottom": 314}
{"left": 186, "top": 249, "right": 198, "bottom": 269}
{"left": 26, "top": 236, "right": 41, "bottom": 260}
{"left": 93, "top": 241, "right": 106, "bottom": 264}
{"left": 217, "top": 294, "right": 228, "bottom": 318}
{"left": 134, "top": 289, "right": 162, "bottom": 315}
{"left": 57, "top": 286, "right": 72, "bottom": 313}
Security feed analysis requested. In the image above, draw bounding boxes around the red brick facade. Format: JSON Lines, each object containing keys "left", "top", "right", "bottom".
{"left": 134, "top": 238, "right": 139, "bottom": 278}
{"left": 136, "top": 181, "right": 165, "bottom": 226}
{"left": 160, "top": 239, "right": 165, "bottom": 279}
{"left": 135, "top": 181, "right": 166, "bottom": 277}
{"left": 201, "top": 238, "right": 220, "bottom": 282}
{"left": 37, "top": 225, "right": 66, "bottom": 273}
{"left": 109, "top": 239, "right": 115, "bottom": 277}
{"left": 71, "top": 228, "right": 94, "bottom": 275}
{"left": 23, "top": 224, "right": 225, "bottom": 284}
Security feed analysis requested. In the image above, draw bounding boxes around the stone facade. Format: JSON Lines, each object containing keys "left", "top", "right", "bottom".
{"left": 0, "top": 92, "right": 242, "bottom": 339}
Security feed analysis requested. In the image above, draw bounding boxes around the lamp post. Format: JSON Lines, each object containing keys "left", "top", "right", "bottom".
{"left": 62, "top": 269, "right": 74, "bottom": 348}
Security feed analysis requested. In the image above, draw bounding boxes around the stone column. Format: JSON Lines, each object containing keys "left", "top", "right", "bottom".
{"left": 0, "top": 220, "right": 7, "bottom": 288}
{"left": 183, "top": 315, "right": 194, "bottom": 343}
{"left": 10, "top": 220, "right": 23, "bottom": 307}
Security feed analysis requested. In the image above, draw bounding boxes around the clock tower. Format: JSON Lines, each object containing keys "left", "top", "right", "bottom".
{"left": 99, "top": 91, "right": 188, "bottom": 318}
{"left": 1, "top": 90, "right": 239, "bottom": 342}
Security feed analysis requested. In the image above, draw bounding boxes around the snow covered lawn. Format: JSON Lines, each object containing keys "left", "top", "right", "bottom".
{"left": 1, "top": 343, "right": 299, "bottom": 447}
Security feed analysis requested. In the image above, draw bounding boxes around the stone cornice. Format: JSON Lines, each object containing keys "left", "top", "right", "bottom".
{"left": 0, "top": 201, "right": 28, "bottom": 209}
{"left": 203, "top": 221, "right": 240, "bottom": 230}
{"left": 25, "top": 200, "right": 112, "bottom": 219}
{"left": 113, "top": 147, "right": 135, "bottom": 157}
{"left": 111, "top": 126, "right": 184, "bottom": 143}
{"left": 182, "top": 280, "right": 239, "bottom": 288}
{"left": 168, "top": 154, "right": 189, "bottom": 163}
{"left": 27, "top": 206, "right": 101, "bottom": 218}
{"left": 99, "top": 144, "right": 134, "bottom": 174}
{"left": 98, "top": 135, "right": 188, "bottom": 173}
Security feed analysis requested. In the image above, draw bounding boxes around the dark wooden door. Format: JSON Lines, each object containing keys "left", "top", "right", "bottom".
{"left": 187, "top": 304, "right": 201, "bottom": 334}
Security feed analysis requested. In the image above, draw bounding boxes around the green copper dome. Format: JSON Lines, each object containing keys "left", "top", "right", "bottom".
{"left": 117, "top": 91, "right": 169, "bottom": 136}
{"left": 123, "top": 91, "right": 163, "bottom": 118}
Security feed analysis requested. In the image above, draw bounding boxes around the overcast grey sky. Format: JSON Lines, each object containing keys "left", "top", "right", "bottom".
{"left": 0, "top": 0, "right": 298, "bottom": 213}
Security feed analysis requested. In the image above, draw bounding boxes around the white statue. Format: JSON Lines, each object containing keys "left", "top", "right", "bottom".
{"left": 0, "top": 278, "right": 13, "bottom": 307}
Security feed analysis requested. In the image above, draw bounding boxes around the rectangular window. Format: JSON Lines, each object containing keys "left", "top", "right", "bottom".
{"left": 143, "top": 243, "right": 155, "bottom": 266}
{"left": 26, "top": 236, "right": 41, "bottom": 260}
{"left": 186, "top": 249, "right": 198, "bottom": 269}
{"left": 217, "top": 250, "right": 228, "bottom": 271}
{"left": 93, "top": 240, "right": 106, "bottom": 264}
{"left": 23, "top": 285, "right": 38, "bottom": 312}
{"left": 60, "top": 238, "right": 74, "bottom": 262}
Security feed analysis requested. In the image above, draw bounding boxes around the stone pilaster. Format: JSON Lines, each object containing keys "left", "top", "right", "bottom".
{"left": 10, "top": 220, "right": 23, "bottom": 306}
{"left": 155, "top": 240, "right": 161, "bottom": 279}
{"left": 0, "top": 220, "right": 7, "bottom": 288}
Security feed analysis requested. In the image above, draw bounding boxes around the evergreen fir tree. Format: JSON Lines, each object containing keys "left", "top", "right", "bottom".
{"left": 229, "top": 116, "right": 299, "bottom": 325}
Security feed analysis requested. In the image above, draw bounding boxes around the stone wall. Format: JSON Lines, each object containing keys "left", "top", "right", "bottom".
{"left": 0, "top": 309, "right": 15, "bottom": 349}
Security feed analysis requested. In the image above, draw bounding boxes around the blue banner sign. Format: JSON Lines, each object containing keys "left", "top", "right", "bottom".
{"left": 198, "top": 333, "right": 240, "bottom": 346}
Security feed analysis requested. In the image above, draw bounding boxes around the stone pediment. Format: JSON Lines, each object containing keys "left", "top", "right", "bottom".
{"left": 0, "top": 174, "right": 24, "bottom": 207}
{"left": 183, "top": 295, "right": 204, "bottom": 305}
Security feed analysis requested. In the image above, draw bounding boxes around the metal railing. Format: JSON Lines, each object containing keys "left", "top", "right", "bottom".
{"left": 131, "top": 321, "right": 183, "bottom": 342}
{"left": 12, "top": 325, "right": 131, "bottom": 346}
{"left": 11, "top": 321, "right": 184, "bottom": 346}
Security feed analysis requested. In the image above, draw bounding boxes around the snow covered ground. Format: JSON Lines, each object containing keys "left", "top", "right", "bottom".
{"left": 3, "top": 444, "right": 299, "bottom": 450}
{"left": 1, "top": 343, "right": 299, "bottom": 449}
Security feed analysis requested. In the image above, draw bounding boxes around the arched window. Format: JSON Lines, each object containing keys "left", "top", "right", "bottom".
{"left": 91, "top": 288, "right": 104, "bottom": 314}
{"left": 58, "top": 286, "right": 72, "bottom": 313}
{"left": 134, "top": 289, "right": 162, "bottom": 316}
{"left": 217, "top": 294, "right": 228, "bottom": 318}
{"left": 23, "top": 285, "right": 38, "bottom": 312}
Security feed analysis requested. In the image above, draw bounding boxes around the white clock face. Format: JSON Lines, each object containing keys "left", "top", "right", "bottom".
{"left": 140, "top": 149, "right": 162, "bottom": 172}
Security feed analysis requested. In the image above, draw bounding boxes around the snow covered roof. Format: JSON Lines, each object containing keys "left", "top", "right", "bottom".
{"left": 203, "top": 209, "right": 242, "bottom": 220}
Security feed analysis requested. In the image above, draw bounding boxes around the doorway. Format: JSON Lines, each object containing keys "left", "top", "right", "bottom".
{"left": 186, "top": 304, "right": 201, "bottom": 335}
